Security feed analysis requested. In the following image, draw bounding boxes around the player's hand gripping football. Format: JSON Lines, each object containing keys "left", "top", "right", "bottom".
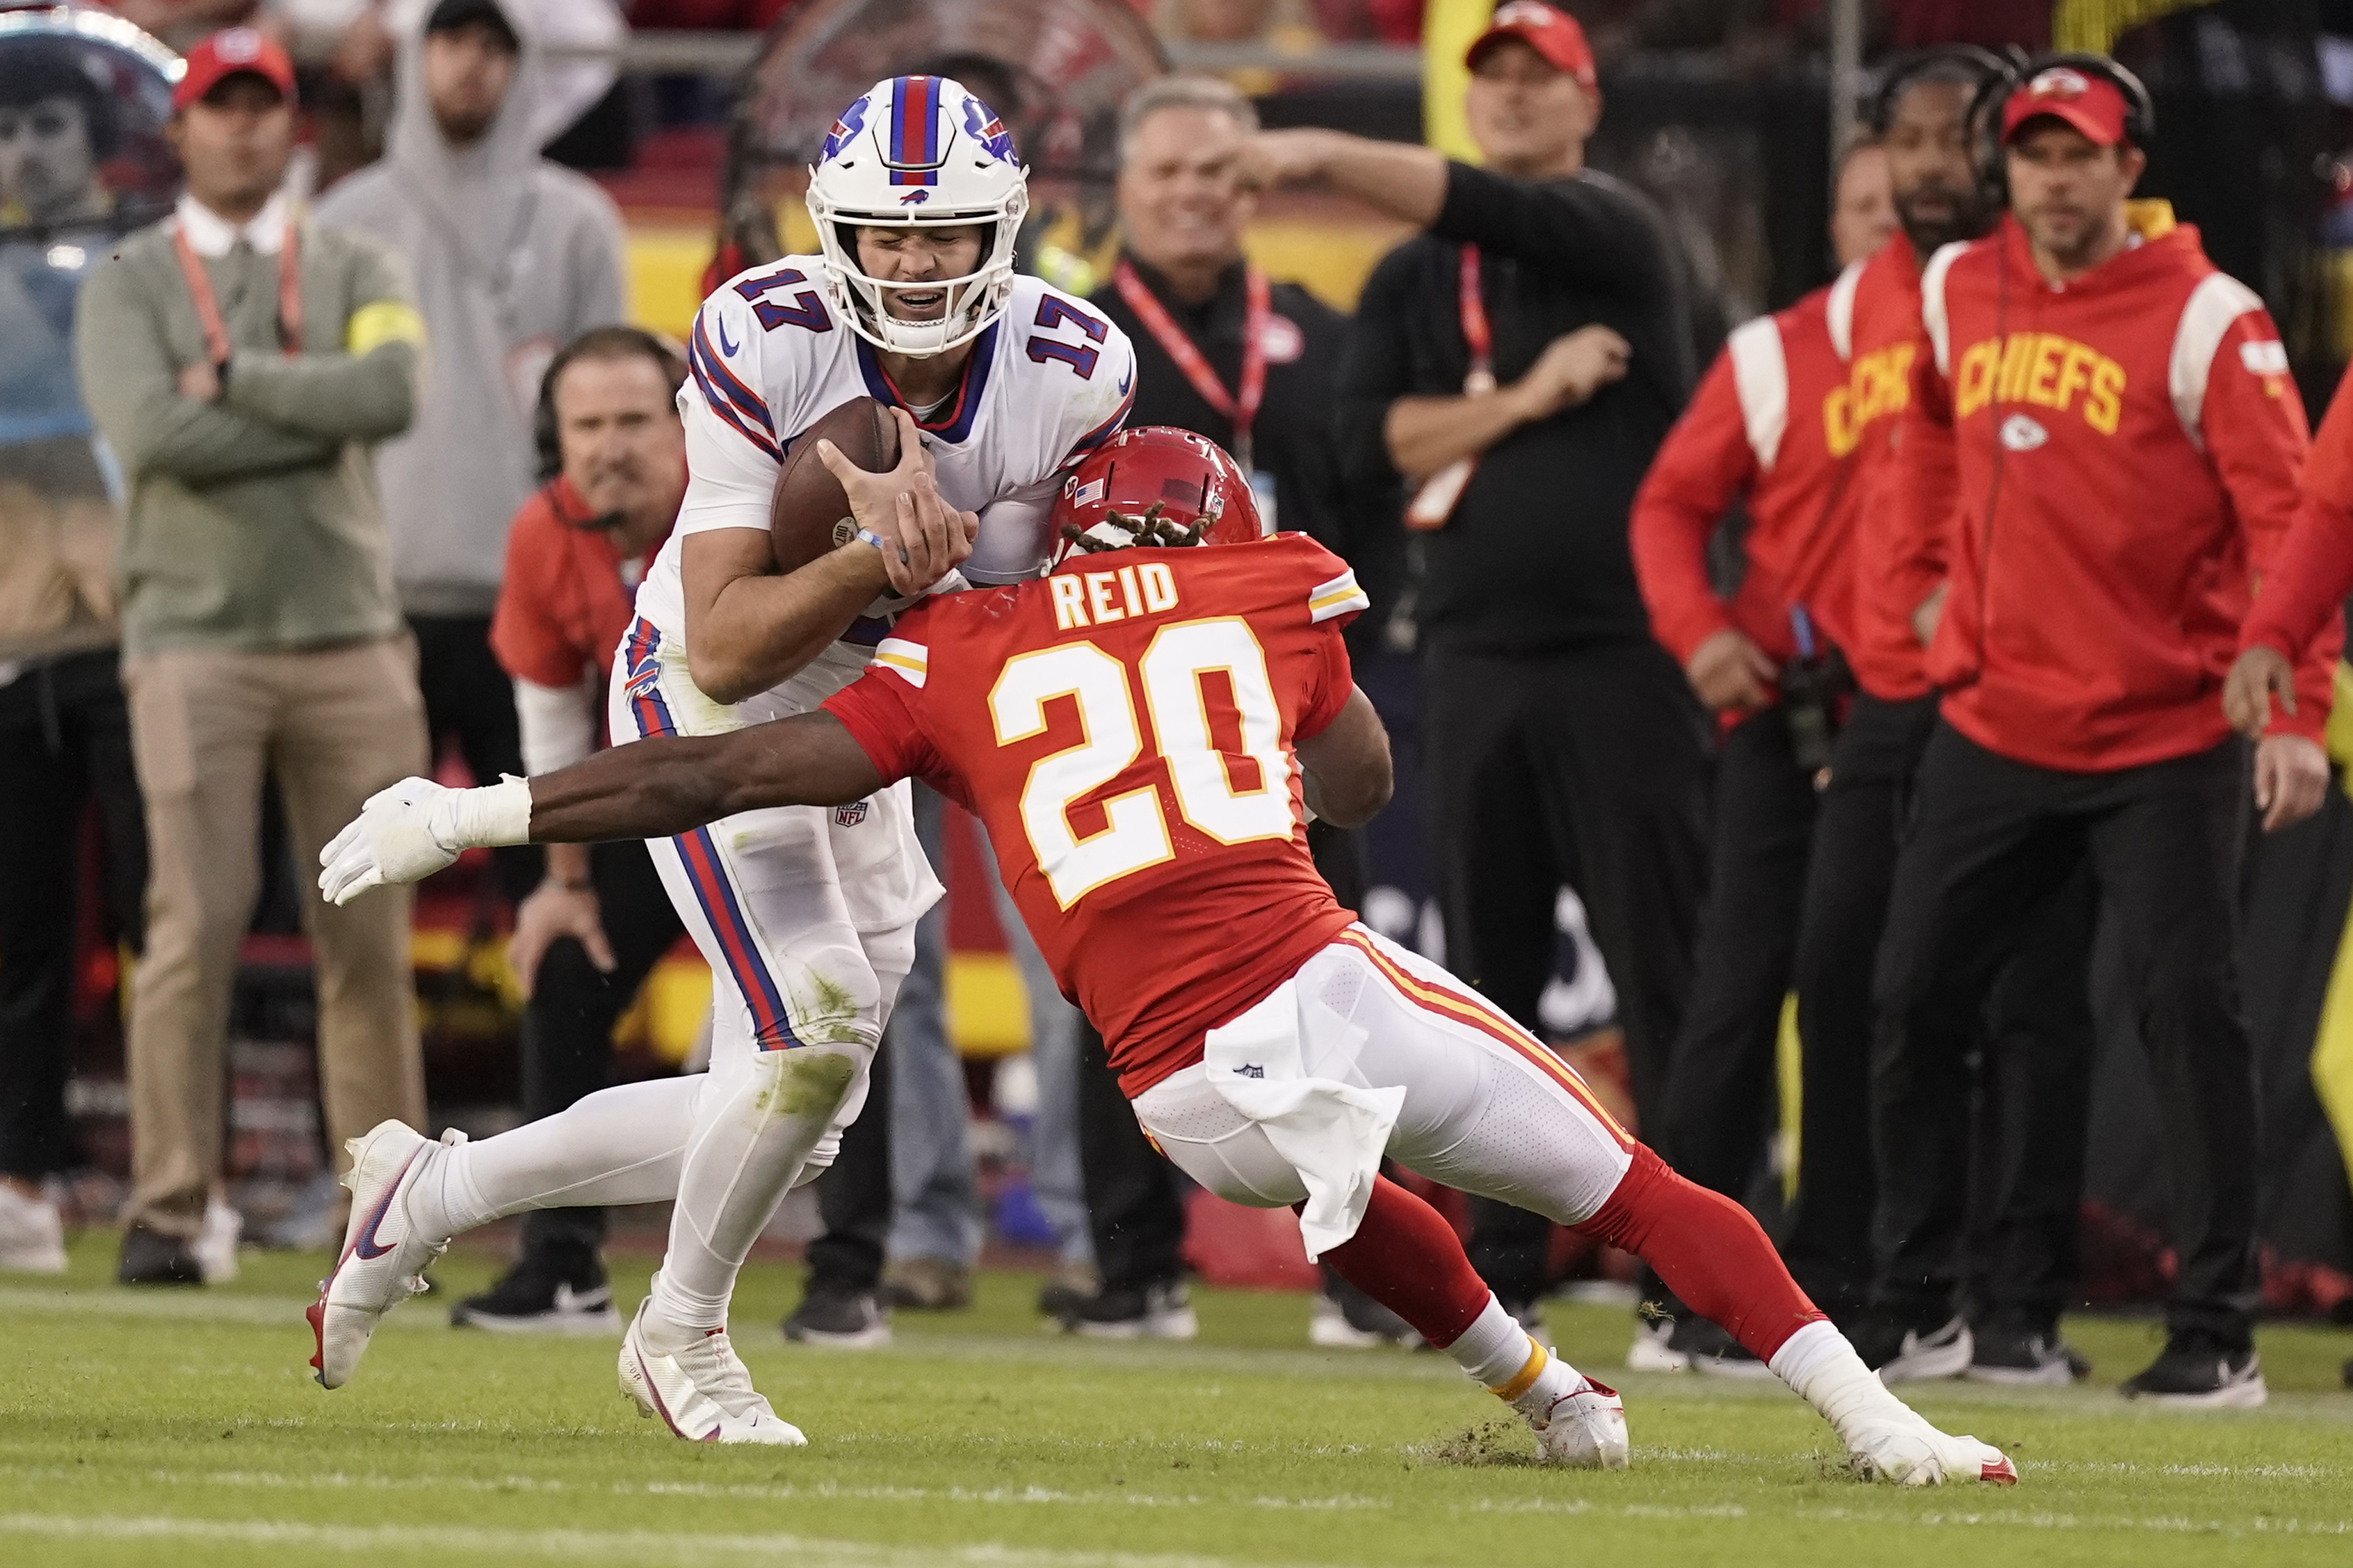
{"left": 815, "top": 406, "right": 978, "bottom": 596}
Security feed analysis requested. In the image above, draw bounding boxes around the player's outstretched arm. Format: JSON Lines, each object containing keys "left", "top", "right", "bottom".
{"left": 531, "top": 714, "right": 884, "bottom": 842}
{"left": 1295, "top": 687, "right": 1393, "bottom": 829}
{"left": 318, "top": 715, "right": 886, "bottom": 905}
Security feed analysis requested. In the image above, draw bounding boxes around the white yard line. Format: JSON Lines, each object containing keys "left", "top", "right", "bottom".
{"left": 0, "top": 1514, "right": 1332, "bottom": 1568}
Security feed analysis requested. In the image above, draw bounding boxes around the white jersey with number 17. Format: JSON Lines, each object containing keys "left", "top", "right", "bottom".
{"left": 629, "top": 257, "right": 1138, "bottom": 718}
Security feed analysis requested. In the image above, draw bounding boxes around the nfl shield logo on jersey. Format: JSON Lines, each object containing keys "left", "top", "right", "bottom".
{"left": 835, "top": 800, "right": 871, "bottom": 827}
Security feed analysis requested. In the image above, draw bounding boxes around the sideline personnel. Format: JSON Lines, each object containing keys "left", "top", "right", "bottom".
{"left": 1313, "top": 0, "right": 1709, "bottom": 1318}
{"left": 75, "top": 31, "right": 428, "bottom": 1284}
{"left": 1626, "top": 139, "right": 1892, "bottom": 1371}
{"left": 1788, "top": 51, "right": 2100, "bottom": 1387}
{"left": 1057, "top": 72, "right": 1399, "bottom": 1344}
{"left": 1870, "top": 58, "right": 2334, "bottom": 1406}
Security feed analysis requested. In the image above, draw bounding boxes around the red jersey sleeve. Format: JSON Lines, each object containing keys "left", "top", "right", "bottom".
{"left": 1629, "top": 344, "right": 1753, "bottom": 666}
{"left": 488, "top": 496, "right": 588, "bottom": 689}
{"left": 820, "top": 665, "right": 962, "bottom": 806}
{"left": 1297, "top": 622, "right": 1357, "bottom": 741}
{"left": 2243, "top": 359, "right": 2353, "bottom": 663}
{"left": 2201, "top": 309, "right": 2334, "bottom": 741}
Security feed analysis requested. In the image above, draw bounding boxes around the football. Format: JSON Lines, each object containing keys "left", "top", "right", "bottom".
{"left": 768, "top": 396, "right": 901, "bottom": 574}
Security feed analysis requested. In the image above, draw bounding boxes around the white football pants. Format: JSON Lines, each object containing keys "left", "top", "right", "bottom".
{"left": 415, "top": 621, "right": 931, "bottom": 1327}
{"left": 1131, "top": 927, "right": 1635, "bottom": 1228}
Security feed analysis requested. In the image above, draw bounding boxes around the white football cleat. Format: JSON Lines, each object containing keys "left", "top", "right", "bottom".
{"left": 1533, "top": 1377, "right": 1631, "bottom": 1470}
{"left": 620, "top": 1291, "right": 807, "bottom": 1446}
{"left": 307, "top": 1120, "right": 461, "bottom": 1389}
{"left": 1844, "top": 1409, "right": 2018, "bottom": 1487}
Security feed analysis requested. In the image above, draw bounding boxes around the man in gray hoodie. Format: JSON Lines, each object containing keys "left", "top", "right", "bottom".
{"left": 316, "top": 0, "right": 625, "bottom": 898}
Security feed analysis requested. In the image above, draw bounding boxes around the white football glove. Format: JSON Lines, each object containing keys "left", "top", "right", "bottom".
{"left": 318, "top": 775, "right": 534, "bottom": 905}
{"left": 318, "top": 777, "right": 464, "bottom": 905}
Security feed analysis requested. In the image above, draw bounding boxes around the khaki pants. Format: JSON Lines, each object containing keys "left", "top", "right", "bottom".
{"left": 121, "top": 636, "right": 429, "bottom": 1235}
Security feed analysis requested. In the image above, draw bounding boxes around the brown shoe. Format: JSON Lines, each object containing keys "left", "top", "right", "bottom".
{"left": 880, "top": 1254, "right": 971, "bottom": 1310}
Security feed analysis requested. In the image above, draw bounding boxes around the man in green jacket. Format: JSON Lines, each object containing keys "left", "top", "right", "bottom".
{"left": 74, "top": 29, "right": 430, "bottom": 1285}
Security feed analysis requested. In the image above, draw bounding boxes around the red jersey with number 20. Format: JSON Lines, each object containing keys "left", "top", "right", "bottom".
{"left": 823, "top": 534, "right": 1370, "bottom": 1095}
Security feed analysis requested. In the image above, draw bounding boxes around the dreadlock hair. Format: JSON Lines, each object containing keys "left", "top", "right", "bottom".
{"left": 1058, "top": 500, "right": 1212, "bottom": 555}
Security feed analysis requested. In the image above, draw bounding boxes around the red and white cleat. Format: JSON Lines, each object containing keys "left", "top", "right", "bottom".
{"left": 1533, "top": 1377, "right": 1631, "bottom": 1470}
{"left": 1845, "top": 1412, "right": 2018, "bottom": 1487}
{"left": 619, "top": 1288, "right": 807, "bottom": 1446}
{"left": 308, "top": 1120, "right": 461, "bottom": 1389}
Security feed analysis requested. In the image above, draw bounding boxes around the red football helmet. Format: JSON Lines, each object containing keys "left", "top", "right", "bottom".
{"left": 1048, "top": 426, "right": 1266, "bottom": 566}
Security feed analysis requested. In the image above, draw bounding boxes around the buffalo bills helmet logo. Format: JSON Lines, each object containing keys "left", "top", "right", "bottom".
{"left": 961, "top": 97, "right": 1018, "bottom": 163}
{"left": 822, "top": 96, "right": 871, "bottom": 161}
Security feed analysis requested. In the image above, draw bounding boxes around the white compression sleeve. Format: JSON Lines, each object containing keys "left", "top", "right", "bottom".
{"left": 408, "top": 1076, "right": 706, "bottom": 1240}
{"left": 515, "top": 674, "right": 599, "bottom": 777}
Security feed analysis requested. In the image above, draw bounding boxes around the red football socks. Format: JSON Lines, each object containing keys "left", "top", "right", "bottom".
{"left": 1577, "top": 1143, "right": 1825, "bottom": 1362}
{"left": 1316, "top": 1175, "right": 1491, "bottom": 1348}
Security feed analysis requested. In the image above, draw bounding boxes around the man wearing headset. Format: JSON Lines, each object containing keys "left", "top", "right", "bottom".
{"left": 1781, "top": 50, "right": 2100, "bottom": 1390}
{"left": 1875, "top": 56, "right": 2334, "bottom": 1407}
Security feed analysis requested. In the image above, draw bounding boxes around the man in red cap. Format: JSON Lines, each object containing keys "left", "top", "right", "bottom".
{"left": 1866, "top": 55, "right": 2333, "bottom": 1406}
{"left": 73, "top": 24, "right": 431, "bottom": 1285}
{"left": 1250, "top": 0, "right": 1710, "bottom": 1332}
{"left": 167, "top": 24, "right": 296, "bottom": 116}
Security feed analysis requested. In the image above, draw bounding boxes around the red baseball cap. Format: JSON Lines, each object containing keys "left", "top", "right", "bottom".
{"left": 1466, "top": 1, "right": 1598, "bottom": 92}
{"left": 171, "top": 27, "right": 296, "bottom": 114}
{"left": 2001, "top": 65, "right": 2131, "bottom": 147}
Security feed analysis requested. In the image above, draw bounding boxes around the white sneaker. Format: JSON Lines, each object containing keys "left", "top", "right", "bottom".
{"left": 194, "top": 1195, "right": 242, "bottom": 1284}
{"left": 1844, "top": 1409, "right": 2019, "bottom": 1487}
{"left": 1532, "top": 1377, "right": 1631, "bottom": 1469}
{"left": 1875, "top": 1315, "right": 1975, "bottom": 1384}
{"left": 307, "top": 1121, "right": 462, "bottom": 1389}
{"left": 1626, "top": 1318, "right": 1688, "bottom": 1373}
{"left": 0, "top": 1183, "right": 67, "bottom": 1275}
{"left": 620, "top": 1292, "right": 807, "bottom": 1446}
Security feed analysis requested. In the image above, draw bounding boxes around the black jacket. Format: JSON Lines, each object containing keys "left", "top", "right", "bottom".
{"left": 1091, "top": 254, "right": 1398, "bottom": 647}
{"left": 1339, "top": 161, "right": 1692, "bottom": 654}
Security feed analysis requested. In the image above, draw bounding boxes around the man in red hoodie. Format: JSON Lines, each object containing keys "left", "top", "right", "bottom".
{"left": 1874, "top": 60, "right": 2336, "bottom": 1407}
{"left": 1786, "top": 53, "right": 2096, "bottom": 1389}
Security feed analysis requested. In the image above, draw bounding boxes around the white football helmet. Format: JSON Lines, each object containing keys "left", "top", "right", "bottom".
{"left": 805, "top": 76, "right": 1028, "bottom": 357}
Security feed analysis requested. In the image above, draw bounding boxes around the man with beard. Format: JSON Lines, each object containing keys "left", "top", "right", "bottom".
{"left": 1758, "top": 52, "right": 2101, "bottom": 1389}
{"left": 1871, "top": 56, "right": 2329, "bottom": 1406}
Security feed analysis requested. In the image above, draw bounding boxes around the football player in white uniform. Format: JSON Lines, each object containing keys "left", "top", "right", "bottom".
{"left": 305, "top": 74, "right": 1135, "bottom": 1444}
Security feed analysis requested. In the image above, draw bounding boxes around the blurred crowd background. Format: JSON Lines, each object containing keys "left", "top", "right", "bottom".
{"left": 4, "top": 0, "right": 2353, "bottom": 1366}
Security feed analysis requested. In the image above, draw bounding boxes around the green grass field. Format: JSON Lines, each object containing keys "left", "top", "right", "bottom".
{"left": 3, "top": 1238, "right": 2350, "bottom": 1568}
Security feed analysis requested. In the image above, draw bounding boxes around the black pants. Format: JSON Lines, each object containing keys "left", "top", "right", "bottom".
{"left": 1783, "top": 696, "right": 2096, "bottom": 1323}
{"left": 0, "top": 651, "right": 147, "bottom": 1177}
{"left": 1074, "top": 820, "right": 1368, "bottom": 1292}
{"left": 515, "top": 839, "right": 684, "bottom": 1256}
{"left": 1659, "top": 705, "right": 1818, "bottom": 1203}
{"left": 1422, "top": 640, "right": 1711, "bottom": 1307}
{"left": 406, "top": 614, "right": 536, "bottom": 903}
{"left": 1873, "top": 723, "right": 2256, "bottom": 1343}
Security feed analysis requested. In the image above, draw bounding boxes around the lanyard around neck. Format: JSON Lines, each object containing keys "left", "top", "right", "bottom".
{"left": 1113, "top": 258, "right": 1270, "bottom": 470}
{"left": 171, "top": 215, "right": 303, "bottom": 367}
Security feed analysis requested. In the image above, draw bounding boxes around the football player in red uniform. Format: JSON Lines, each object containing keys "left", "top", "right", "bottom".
{"left": 314, "top": 429, "right": 2015, "bottom": 1485}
